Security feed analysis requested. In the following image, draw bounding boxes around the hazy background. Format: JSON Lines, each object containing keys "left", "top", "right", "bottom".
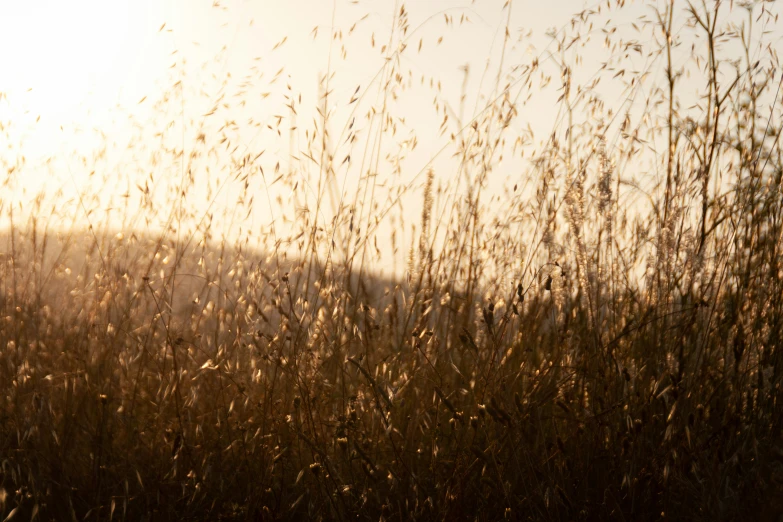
{"left": 1, "top": 0, "right": 781, "bottom": 277}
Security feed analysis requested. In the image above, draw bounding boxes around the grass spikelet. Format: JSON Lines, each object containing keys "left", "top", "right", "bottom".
{"left": 1, "top": 1, "right": 782, "bottom": 520}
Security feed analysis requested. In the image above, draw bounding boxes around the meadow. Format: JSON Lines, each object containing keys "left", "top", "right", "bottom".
{"left": 1, "top": 0, "right": 783, "bottom": 520}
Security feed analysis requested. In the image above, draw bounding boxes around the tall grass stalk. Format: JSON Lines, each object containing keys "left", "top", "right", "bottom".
{"left": 1, "top": 0, "right": 783, "bottom": 520}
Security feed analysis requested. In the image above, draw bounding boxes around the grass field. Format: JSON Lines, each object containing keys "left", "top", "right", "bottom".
{"left": 1, "top": 1, "right": 783, "bottom": 520}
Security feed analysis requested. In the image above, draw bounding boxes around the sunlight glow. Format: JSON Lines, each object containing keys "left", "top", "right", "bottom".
{"left": 0, "top": 0, "right": 147, "bottom": 126}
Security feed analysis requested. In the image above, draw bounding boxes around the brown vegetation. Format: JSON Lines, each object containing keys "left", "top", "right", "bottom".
{"left": 1, "top": 1, "right": 783, "bottom": 520}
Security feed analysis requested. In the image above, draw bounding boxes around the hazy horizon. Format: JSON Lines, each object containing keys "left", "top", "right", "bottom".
{"left": 1, "top": 0, "right": 781, "bottom": 279}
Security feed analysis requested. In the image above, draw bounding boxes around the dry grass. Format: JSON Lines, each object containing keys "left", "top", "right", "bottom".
{"left": 1, "top": 1, "right": 783, "bottom": 520}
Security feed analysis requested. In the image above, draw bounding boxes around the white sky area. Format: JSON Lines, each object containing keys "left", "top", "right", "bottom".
{"left": 0, "top": 0, "right": 781, "bottom": 276}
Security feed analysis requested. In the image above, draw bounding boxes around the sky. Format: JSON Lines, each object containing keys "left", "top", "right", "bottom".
{"left": 0, "top": 0, "right": 781, "bottom": 277}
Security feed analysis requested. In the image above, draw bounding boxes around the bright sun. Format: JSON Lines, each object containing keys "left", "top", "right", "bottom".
{"left": 0, "top": 0, "right": 148, "bottom": 127}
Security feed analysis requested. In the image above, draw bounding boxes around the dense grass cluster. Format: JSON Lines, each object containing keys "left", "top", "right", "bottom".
{"left": 2, "top": 0, "right": 783, "bottom": 520}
